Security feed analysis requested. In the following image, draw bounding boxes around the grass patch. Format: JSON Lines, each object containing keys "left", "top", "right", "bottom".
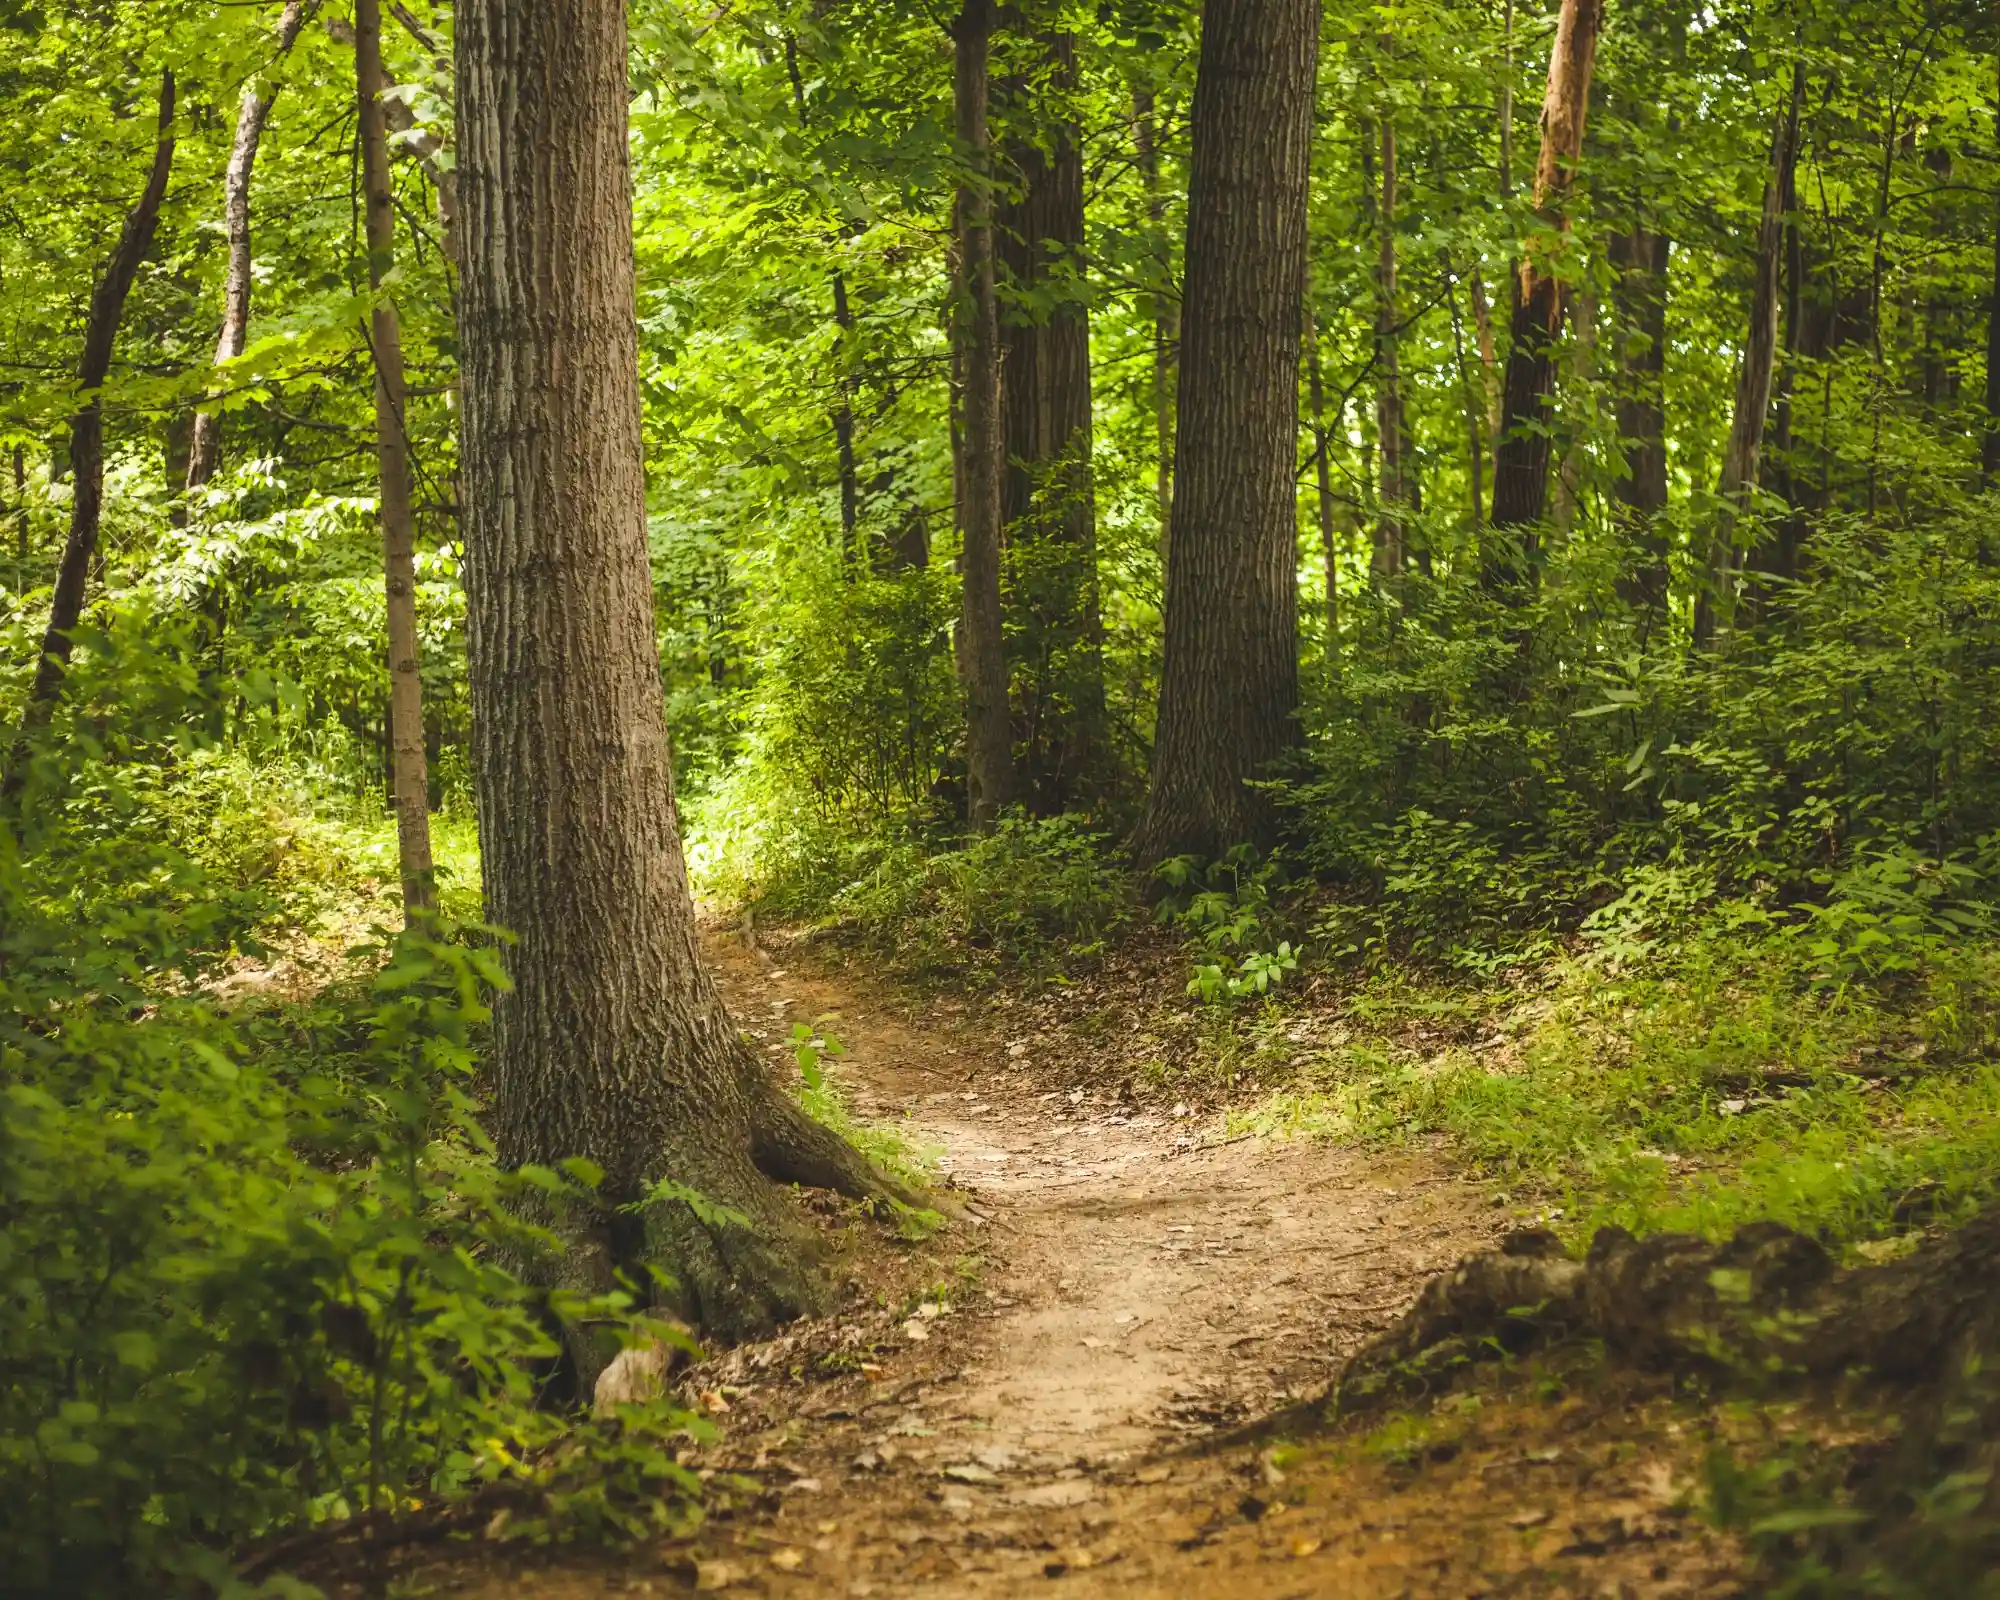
{"left": 1226, "top": 935, "right": 2000, "bottom": 1258}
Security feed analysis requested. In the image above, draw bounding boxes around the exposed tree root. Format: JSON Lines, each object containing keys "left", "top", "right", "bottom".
{"left": 1334, "top": 1206, "right": 2000, "bottom": 1589}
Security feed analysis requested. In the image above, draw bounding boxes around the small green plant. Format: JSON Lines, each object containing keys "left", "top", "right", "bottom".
{"left": 1158, "top": 846, "right": 1303, "bottom": 1006}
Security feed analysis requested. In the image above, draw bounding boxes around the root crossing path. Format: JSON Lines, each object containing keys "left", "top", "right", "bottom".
{"left": 470, "top": 944, "right": 1742, "bottom": 1599}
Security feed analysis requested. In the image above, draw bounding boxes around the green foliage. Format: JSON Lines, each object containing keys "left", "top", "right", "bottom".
{"left": 0, "top": 821, "right": 707, "bottom": 1595}
{"left": 716, "top": 811, "right": 1135, "bottom": 978}
{"left": 1155, "top": 846, "right": 1303, "bottom": 1005}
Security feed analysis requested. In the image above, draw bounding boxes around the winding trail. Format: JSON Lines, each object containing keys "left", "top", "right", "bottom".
{"left": 442, "top": 940, "right": 1743, "bottom": 1599}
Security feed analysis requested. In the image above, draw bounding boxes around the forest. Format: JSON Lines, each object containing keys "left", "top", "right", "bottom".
{"left": 9, "top": 0, "right": 2000, "bottom": 1592}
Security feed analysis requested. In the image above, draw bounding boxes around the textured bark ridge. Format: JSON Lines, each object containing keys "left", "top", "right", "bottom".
{"left": 1131, "top": 0, "right": 1317, "bottom": 865}
{"left": 455, "top": 0, "right": 909, "bottom": 1351}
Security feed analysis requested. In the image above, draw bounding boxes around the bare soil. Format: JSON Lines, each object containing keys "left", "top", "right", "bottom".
{"left": 386, "top": 939, "right": 1749, "bottom": 1599}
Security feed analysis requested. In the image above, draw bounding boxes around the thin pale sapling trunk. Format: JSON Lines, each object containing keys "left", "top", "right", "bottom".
{"left": 356, "top": 0, "right": 435, "bottom": 913}
{"left": 186, "top": 1, "right": 308, "bottom": 493}
{"left": 1134, "top": 84, "right": 1179, "bottom": 566}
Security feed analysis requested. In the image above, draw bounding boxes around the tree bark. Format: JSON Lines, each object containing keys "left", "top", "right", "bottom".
{"left": 357, "top": 0, "right": 436, "bottom": 917}
{"left": 1373, "top": 113, "right": 1405, "bottom": 576}
{"left": 4, "top": 71, "right": 175, "bottom": 802}
{"left": 996, "top": 29, "right": 1104, "bottom": 811}
{"left": 456, "top": 0, "right": 903, "bottom": 1346}
{"left": 1130, "top": 0, "right": 1316, "bottom": 866}
{"left": 13, "top": 445, "right": 28, "bottom": 592}
{"left": 186, "top": 1, "right": 307, "bottom": 493}
{"left": 1608, "top": 220, "right": 1670, "bottom": 615}
{"left": 1484, "top": 0, "right": 1602, "bottom": 590}
{"left": 1134, "top": 84, "right": 1178, "bottom": 565}
{"left": 1693, "top": 64, "right": 1802, "bottom": 648}
{"left": 952, "top": 0, "right": 1015, "bottom": 826}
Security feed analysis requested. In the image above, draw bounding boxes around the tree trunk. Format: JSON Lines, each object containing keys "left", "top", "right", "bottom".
{"left": 1484, "top": 0, "right": 1602, "bottom": 589}
{"left": 186, "top": 2, "right": 307, "bottom": 493}
{"left": 1305, "top": 305, "right": 1340, "bottom": 671}
{"left": 356, "top": 0, "right": 436, "bottom": 917}
{"left": 1606, "top": 220, "right": 1670, "bottom": 616}
{"left": 997, "top": 30, "right": 1104, "bottom": 811}
{"left": 952, "top": 0, "right": 1015, "bottom": 826}
{"left": 1130, "top": 0, "right": 1316, "bottom": 866}
{"left": 1134, "top": 84, "right": 1178, "bottom": 565}
{"left": 455, "top": 0, "right": 901, "bottom": 1347}
{"left": 1374, "top": 114, "right": 1406, "bottom": 577}
{"left": 831, "top": 269, "right": 860, "bottom": 559}
{"left": 4, "top": 71, "right": 175, "bottom": 802}
{"left": 1985, "top": 47, "right": 2000, "bottom": 486}
{"left": 1693, "top": 64, "right": 1802, "bottom": 648}
{"left": 11, "top": 445, "right": 25, "bottom": 592}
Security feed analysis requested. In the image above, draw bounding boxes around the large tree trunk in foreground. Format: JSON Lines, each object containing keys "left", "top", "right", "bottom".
{"left": 4, "top": 71, "right": 175, "bottom": 804}
{"left": 456, "top": 0, "right": 899, "bottom": 1345}
{"left": 356, "top": 0, "right": 435, "bottom": 917}
{"left": 953, "top": 0, "right": 1016, "bottom": 826}
{"left": 1483, "top": 0, "right": 1602, "bottom": 593}
{"left": 1693, "top": 65, "right": 1803, "bottom": 649}
{"left": 1130, "top": 0, "right": 1315, "bottom": 866}
{"left": 186, "top": 1, "right": 307, "bottom": 493}
{"left": 997, "top": 30, "right": 1105, "bottom": 811}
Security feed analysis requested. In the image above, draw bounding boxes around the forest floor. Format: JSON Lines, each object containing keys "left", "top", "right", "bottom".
{"left": 383, "top": 933, "right": 1758, "bottom": 1600}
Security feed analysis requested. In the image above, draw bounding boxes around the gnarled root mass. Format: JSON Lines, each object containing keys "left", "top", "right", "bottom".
{"left": 1335, "top": 1206, "right": 2000, "bottom": 1588}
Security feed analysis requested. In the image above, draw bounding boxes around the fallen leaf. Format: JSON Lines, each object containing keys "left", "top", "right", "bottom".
{"left": 694, "top": 1559, "right": 741, "bottom": 1591}
{"left": 482, "top": 1507, "right": 510, "bottom": 1540}
{"left": 1289, "top": 1536, "right": 1322, "bottom": 1558}
{"left": 1079, "top": 1336, "right": 1111, "bottom": 1350}
{"left": 700, "top": 1389, "right": 731, "bottom": 1415}
{"left": 768, "top": 1547, "right": 805, "bottom": 1572}
{"left": 901, "top": 1319, "right": 931, "bottom": 1342}
{"left": 1134, "top": 1464, "right": 1172, "bottom": 1484}
{"left": 1510, "top": 1508, "right": 1553, "bottom": 1530}
{"left": 943, "top": 1462, "right": 1000, "bottom": 1484}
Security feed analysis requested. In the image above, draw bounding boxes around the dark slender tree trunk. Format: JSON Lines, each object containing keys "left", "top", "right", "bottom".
{"left": 1484, "top": 0, "right": 1602, "bottom": 590}
{"left": 831, "top": 269, "right": 860, "bottom": 558}
{"left": 187, "top": 1, "right": 307, "bottom": 492}
{"left": 1694, "top": 64, "right": 1802, "bottom": 648}
{"left": 953, "top": 0, "right": 1015, "bottom": 826}
{"left": 996, "top": 29, "right": 1104, "bottom": 810}
{"left": 1134, "top": 84, "right": 1178, "bottom": 565}
{"left": 11, "top": 445, "right": 25, "bottom": 592}
{"left": 456, "top": 0, "right": 900, "bottom": 1347}
{"left": 1374, "top": 113, "right": 1406, "bottom": 576}
{"left": 1131, "top": 0, "right": 1316, "bottom": 865}
{"left": 1608, "top": 220, "right": 1670, "bottom": 615}
{"left": 1305, "top": 304, "right": 1340, "bottom": 671}
{"left": 1985, "top": 47, "right": 2000, "bottom": 486}
{"left": 357, "top": 0, "right": 436, "bottom": 917}
{"left": 5, "top": 71, "right": 176, "bottom": 803}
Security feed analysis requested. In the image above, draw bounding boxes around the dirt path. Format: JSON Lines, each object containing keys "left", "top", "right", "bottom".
{"left": 434, "top": 944, "right": 1746, "bottom": 1599}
